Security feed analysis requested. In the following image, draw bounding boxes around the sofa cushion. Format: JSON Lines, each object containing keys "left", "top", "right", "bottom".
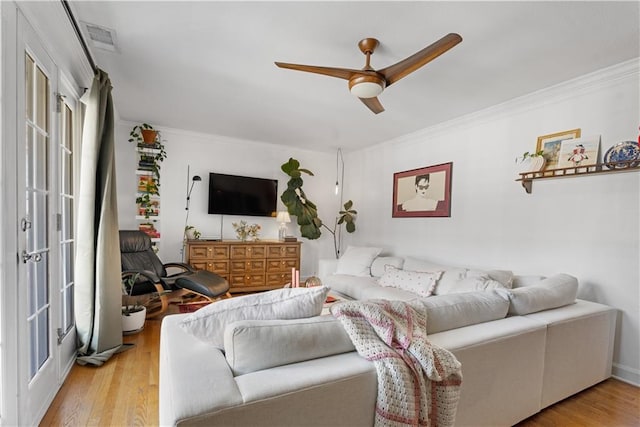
{"left": 512, "top": 275, "right": 547, "bottom": 288}
{"left": 324, "top": 274, "right": 420, "bottom": 301}
{"left": 403, "top": 257, "right": 467, "bottom": 295}
{"left": 446, "top": 276, "right": 507, "bottom": 293}
{"left": 403, "top": 257, "right": 514, "bottom": 295}
{"left": 224, "top": 316, "right": 355, "bottom": 375}
{"left": 335, "top": 246, "right": 382, "bottom": 277}
{"left": 424, "top": 290, "right": 510, "bottom": 334}
{"left": 496, "top": 274, "right": 578, "bottom": 315}
{"left": 370, "top": 256, "right": 404, "bottom": 277}
{"left": 378, "top": 265, "right": 442, "bottom": 297}
{"left": 179, "top": 286, "right": 329, "bottom": 348}
{"left": 467, "top": 269, "right": 514, "bottom": 288}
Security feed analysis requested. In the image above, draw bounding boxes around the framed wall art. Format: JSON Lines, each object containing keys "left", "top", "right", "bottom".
{"left": 556, "top": 135, "right": 601, "bottom": 170}
{"left": 392, "top": 162, "right": 452, "bottom": 218}
{"left": 536, "top": 128, "right": 581, "bottom": 169}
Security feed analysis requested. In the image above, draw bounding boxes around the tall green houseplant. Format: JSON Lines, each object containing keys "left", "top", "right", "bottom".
{"left": 280, "top": 158, "right": 357, "bottom": 257}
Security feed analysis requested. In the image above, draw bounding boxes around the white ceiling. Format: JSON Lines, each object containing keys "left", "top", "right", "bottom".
{"left": 71, "top": 1, "right": 639, "bottom": 152}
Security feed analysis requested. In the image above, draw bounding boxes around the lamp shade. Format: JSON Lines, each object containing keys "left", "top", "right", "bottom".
{"left": 276, "top": 211, "right": 291, "bottom": 223}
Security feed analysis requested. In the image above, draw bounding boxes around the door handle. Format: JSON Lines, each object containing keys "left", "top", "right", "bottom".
{"left": 22, "top": 250, "right": 42, "bottom": 264}
{"left": 21, "top": 217, "right": 32, "bottom": 231}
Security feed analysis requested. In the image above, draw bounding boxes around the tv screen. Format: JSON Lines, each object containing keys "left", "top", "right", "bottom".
{"left": 208, "top": 173, "right": 278, "bottom": 217}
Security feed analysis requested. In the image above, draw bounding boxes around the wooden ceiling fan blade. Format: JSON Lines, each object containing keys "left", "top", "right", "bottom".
{"left": 379, "top": 33, "right": 462, "bottom": 86}
{"left": 359, "top": 97, "right": 385, "bottom": 114}
{"left": 275, "top": 62, "right": 361, "bottom": 80}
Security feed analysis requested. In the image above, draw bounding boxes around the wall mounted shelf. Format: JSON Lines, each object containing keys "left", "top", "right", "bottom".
{"left": 516, "top": 159, "right": 640, "bottom": 193}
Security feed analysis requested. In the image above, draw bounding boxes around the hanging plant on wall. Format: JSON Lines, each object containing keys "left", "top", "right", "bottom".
{"left": 130, "top": 123, "right": 167, "bottom": 219}
{"left": 281, "top": 157, "right": 357, "bottom": 257}
{"left": 129, "top": 123, "right": 167, "bottom": 184}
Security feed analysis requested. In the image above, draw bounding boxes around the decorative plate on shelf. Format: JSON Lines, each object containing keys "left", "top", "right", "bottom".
{"left": 603, "top": 141, "right": 640, "bottom": 169}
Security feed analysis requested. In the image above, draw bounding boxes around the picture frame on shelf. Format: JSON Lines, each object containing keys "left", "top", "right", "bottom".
{"left": 536, "top": 128, "right": 581, "bottom": 169}
{"left": 392, "top": 162, "right": 452, "bottom": 218}
{"left": 556, "top": 135, "right": 601, "bottom": 171}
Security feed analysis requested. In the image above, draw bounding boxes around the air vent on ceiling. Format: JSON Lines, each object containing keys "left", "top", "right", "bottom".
{"left": 81, "top": 22, "right": 119, "bottom": 52}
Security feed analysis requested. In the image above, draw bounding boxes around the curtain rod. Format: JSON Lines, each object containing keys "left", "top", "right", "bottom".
{"left": 60, "top": 0, "right": 98, "bottom": 75}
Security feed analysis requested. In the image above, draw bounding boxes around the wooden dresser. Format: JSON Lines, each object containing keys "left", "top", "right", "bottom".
{"left": 185, "top": 240, "right": 301, "bottom": 293}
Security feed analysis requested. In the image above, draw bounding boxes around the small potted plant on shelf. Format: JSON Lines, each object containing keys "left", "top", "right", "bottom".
{"left": 184, "top": 225, "right": 201, "bottom": 240}
{"left": 129, "top": 123, "right": 159, "bottom": 144}
{"left": 515, "top": 150, "right": 546, "bottom": 175}
{"left": 121, "top": 273, "right": 146, "bottom": 334}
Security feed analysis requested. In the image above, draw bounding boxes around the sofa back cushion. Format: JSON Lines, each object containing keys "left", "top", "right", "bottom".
{"left": 424, "top": 290, "right": 510, "bottom": 334}
{"left": 370, "top": 256, "right": 404, "bottom": 277}
{"left": 225, "top": 316, "right": 355, "bottom": 375}
{"left": 496, "top": 274, "right": 578, "bottom": 315}
{"left": 335, "top": 246, "right": 382, "bottom": 277}
{"left": 179, "top": 286, "right": 329, "bottom": 348}
{"left": 403, "top": 257, "right": 513, "bottom": 295}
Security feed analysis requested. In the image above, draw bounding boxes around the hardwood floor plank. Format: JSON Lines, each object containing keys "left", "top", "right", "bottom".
{"left": 42, "top": 312, "right": 640, "bottom": 426}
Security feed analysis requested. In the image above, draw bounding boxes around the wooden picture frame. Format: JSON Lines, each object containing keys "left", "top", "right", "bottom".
{"left": 393, "top": 162, "right": 452, "bottom": 218}
{"left": 536, "top": 128, "right": 581, "bottom": 169}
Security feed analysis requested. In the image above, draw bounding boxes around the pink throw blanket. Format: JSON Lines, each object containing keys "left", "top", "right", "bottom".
{"left": 331, "top": 299, "right": 462, "bottom": 427}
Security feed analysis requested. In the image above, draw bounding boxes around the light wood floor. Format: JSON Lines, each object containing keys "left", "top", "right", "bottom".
{"left": 42, "top": 309, "right": 639, "bottom": 426}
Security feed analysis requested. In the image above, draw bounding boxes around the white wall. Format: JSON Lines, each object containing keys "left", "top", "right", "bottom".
{"left": 114, "top": 125, "right": 346, "bottom": 276}
{"left": 347, "top": 59, "right": 640, "bottom": 385}
{"left": 114, "top": 59, "right": 639, "bottom": 385}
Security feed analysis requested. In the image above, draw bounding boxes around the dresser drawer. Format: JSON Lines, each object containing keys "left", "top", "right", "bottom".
{"left": 266, "top": 244, "right": 300, "bottom": 259}
{"left": 266, "top": 272, "right": 291, "bottom": 287}
{"left": 230, "top": 259, "right": 265, "bottom": 273}
{"left": 230, "top": 245, "right": 266, "bottom": 259}
{"left": 230, "top": 273, "right": 266, "bottom": 287}
{"left": 266, "top": 258, "right": 299, "bottom": 272}
{"left": 189, "top": 244, "right": 229, "bottom": 260}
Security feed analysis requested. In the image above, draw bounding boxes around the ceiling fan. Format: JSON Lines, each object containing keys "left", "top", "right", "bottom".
{"left": 275, "top": 33, "right": 462, "bottom": 114}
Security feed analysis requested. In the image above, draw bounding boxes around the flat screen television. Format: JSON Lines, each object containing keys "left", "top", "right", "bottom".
{"left": 208, "top": 173, "right": 278, "bottom": 217}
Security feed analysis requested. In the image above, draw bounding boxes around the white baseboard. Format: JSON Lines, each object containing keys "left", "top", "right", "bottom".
{"left": 612, "top": 363, "right": 640, "bottom": 387}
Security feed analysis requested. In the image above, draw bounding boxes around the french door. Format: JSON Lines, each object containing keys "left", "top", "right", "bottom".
{"left": 14, "top": 14, "right": 78, "bottom": 425}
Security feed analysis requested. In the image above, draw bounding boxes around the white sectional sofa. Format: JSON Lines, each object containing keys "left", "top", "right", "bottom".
{"left": 159, "top": 251, "right": 616, "bottom": 426}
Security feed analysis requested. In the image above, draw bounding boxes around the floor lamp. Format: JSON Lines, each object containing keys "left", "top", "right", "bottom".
{"left": 182, "top": 167, "right": 201, "bottom": 261}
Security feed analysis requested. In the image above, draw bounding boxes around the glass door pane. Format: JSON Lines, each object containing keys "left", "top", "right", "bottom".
{"left": 24, "top": 53, "right": 51, "bottom": 380}
{"left": 59, "top": 103, "right": 74, "bottom": 335}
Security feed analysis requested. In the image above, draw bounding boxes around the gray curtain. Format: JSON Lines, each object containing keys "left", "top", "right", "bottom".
{"left": 75, "top": 69, "right": 122, "bottom": 366}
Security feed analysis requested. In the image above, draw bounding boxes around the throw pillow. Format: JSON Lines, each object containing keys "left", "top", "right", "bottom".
{"left": 403, "top": 257, "right": 466, "bottom": 295}
{"left": 179, "top": 286, "right": 329, "bottom": 348}
{"left": 335, "top": 246, "right": 383, "bottom": 276}
{"left": 378, "top": 265, "right": 442, "bottom": 297}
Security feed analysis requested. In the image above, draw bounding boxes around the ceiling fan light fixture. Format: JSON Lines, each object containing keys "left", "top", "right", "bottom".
{"left": 349, "top": 75, "right": 385, "bottom": 99}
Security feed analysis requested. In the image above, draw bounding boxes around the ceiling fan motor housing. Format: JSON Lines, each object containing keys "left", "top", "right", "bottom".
{"left": 349, "top": 74, "right": 386, "bottom": 98}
